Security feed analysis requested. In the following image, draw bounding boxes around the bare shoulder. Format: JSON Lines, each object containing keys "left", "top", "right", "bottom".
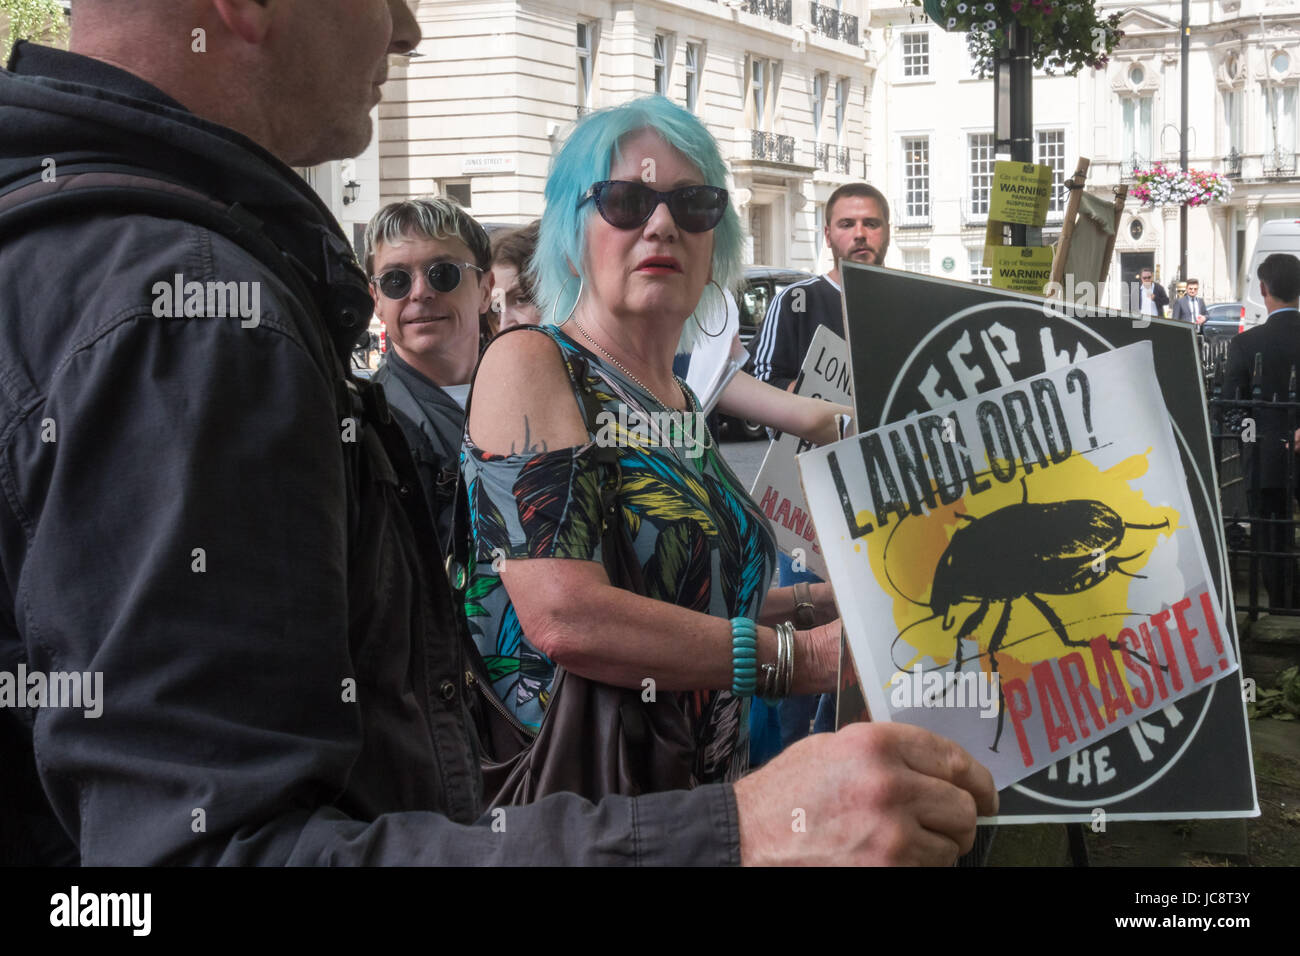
{"left": 467, "top": 328, "right": 590, "bottom": 456}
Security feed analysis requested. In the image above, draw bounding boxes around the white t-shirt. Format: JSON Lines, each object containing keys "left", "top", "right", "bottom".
{"left": 1140, "top": 284, "right": 1159, "bottom": 316}
{"left": 442, "top": 384, "right": 470, "bottom": 410}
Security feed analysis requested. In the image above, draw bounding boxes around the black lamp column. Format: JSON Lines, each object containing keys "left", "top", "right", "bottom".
{"left": 995, "top": 24, "right": 1034, "bottom": 246}
{"left": 1179, "top": 0, "right": 1190, "bottom": 282}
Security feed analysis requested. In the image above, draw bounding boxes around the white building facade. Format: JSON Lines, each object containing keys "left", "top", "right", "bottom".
{"left": 371, "top": 0, "right": 874, "bottom": 273}
{"left": 868, "top": 0, "right": 1300, "bottom": 304}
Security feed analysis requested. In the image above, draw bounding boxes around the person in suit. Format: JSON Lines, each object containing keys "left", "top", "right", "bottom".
{"left": 1223, "top": 253, "right": 1300, "bottom": 608}
{"left": 1172, "top": 278, "right": 1209, "bottom": 325}
{"left": 1127, "top": 266, "right": 1169, "bottom": 319}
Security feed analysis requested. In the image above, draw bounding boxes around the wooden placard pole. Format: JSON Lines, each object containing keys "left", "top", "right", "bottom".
{"left": 1098, "top": 184, "right": 1129, "bottom": 286}
{"left": 1047, "top": 157, "right": 1091, "bottom": 295}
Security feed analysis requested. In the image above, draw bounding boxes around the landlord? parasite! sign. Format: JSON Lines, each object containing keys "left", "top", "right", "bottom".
{"left": 799, "top": 343, "right": 1236, "bottom": 791}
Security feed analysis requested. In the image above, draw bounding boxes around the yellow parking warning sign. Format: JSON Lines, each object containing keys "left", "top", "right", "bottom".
{"left": 990, "top": 161, "right": 1053, "bottom": 226}
{"left": 990, "top": 245, "right": 1053, "bottom": 294}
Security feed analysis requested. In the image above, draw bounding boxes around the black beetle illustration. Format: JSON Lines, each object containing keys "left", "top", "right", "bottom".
{"left": 893, "top": 476, "right": 1169, "bottom": 752}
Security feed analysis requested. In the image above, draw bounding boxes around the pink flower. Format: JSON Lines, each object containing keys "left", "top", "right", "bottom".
{"left": 1043, "top": 4, "right": 1053, "bottom": 11}
{"left": 1011, "top": 1, "right": 1022, "bottom": 9}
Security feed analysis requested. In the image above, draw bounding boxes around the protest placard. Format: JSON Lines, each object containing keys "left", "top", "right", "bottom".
{"left": 800, "top": 343, "right": 1235, "bottom": 791}
{"left": 749, "top": 325, "right": 851, "bottom": 579}
{"left": 829, "top": 263, "right": 1257, "bottom": 823}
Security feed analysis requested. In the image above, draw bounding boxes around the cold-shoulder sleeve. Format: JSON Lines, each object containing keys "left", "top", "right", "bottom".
{"left": 463, "top": 442, "right": 606, "bottom": 566}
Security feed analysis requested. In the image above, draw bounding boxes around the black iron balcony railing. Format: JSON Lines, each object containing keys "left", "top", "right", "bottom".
{"left": 1224, "top": 147, "right": 1243, "bottom": 177}
{"left": 752, "top": 130, "right": 796, "bottom": 164}
{"left": 814, "top": 142, "right": 851, "bottom": 174}
{"left": 1121, "top": 152, "right": 1150, "bottom": 180}
{"left": 810, "top": 2, "right": 860, "bottom": 45}
{"left": 746, "top": 0, "right": 793, "bottom": 26}
{"left": 1265, "top": 147, "right": 1298, "bottom": 177}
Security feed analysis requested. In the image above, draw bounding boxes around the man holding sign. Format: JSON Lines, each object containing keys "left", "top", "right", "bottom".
{"left": 751, "top": 183, "right": 891, "bottom": 395}
{"left": 749, "top": 183, "right": 890, "bottom": 762}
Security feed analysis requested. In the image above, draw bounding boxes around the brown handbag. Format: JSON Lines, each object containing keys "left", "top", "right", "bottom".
{"left": 455, "top": 330, "right": 696, "bottom": 808}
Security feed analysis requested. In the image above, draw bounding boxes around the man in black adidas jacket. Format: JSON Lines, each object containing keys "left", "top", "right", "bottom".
{"left": 0, "top": 0, "right": 992, "bottom": 866}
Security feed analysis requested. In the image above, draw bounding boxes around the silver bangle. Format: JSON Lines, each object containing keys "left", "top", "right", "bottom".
{"left": 785, "top": 623, "right": 796, "bottom": 697}
{"left": 775, "top": 621, "right": 795, "bottom": 698}
{"left": 784, "top": 622, "right": 796, "bottom": 697}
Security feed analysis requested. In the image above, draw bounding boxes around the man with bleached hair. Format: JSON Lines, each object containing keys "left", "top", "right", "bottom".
{"left": 367, "top": 198, "right": 492, "bottom": 549}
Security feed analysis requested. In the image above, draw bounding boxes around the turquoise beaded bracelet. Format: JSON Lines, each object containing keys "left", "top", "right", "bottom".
{"left": 730, "top": 617, "right": 758, "bottom": 696}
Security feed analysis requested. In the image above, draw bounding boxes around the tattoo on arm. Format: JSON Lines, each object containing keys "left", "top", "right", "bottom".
{"left": 509, "top": 415, "right": 549, "bottom": 455}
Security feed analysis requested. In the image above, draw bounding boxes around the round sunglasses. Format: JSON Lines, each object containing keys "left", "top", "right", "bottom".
{"left": 579, "top": 180, "right": 728, "bottom": 233}
{"left": 370, "top": 261, "right": 484, "bottom": 300}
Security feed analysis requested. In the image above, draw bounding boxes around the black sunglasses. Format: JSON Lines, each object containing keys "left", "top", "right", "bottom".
{"left": 370, "top": 261, "right": 484, "bottom": 300}
{"left": 578, "top": 180, "right": 728, "bottom": 233}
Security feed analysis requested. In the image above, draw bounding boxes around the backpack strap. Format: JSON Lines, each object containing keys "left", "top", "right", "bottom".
{"left": 0, "top": 166, "right": 360, "bottom": 373}
{"left": 0, "top": 164, "right": 394, "bottom": 551}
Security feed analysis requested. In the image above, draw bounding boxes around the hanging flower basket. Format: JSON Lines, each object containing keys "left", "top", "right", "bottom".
{"left": 913, "top": 0, "right": 1123, "bottom": 78}
{"left": 1129, "top": 164, "right": 1234, "bottom": 207}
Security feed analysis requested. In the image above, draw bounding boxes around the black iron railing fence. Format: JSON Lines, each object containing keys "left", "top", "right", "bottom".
{"left": 1224, "top": 148, "right": 1243, "bottom": 177}
{"left": 1206, "top": 347, "right": 1300, "bottom": 617}
{"left": 814, "top": 141, "right": 851, "bottom": 173}
{"left": 1266, "top": 148, "right": 1298, "bottom": 177}
{"left": 752, "top": 130, "right": 796, "bottom": 164}
{"left": 746, "top": 0, "right": 793, "bottom": 25}
{"left": 810, "top": 2, "right": 859, "bottom": 45}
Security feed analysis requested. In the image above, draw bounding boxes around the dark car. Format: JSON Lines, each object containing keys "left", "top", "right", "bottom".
{"left": 737, "top": 265, "right": 816, "bottom": 352}
{"left": 716, "top": 265, "right": 816, "bottom": 441}
{"left": 1199, "top": 301, "right": 1244, "bottom": 377}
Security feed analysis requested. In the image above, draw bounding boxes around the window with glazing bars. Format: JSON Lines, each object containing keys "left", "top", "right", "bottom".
{"left": 903, "top": 136, "right": 929, "bottom": 219}
{"left": 969, "top": 132, "right": 995, "bottom": 217}
{"left": 902, "top": 33, "right": 928, "bottom": 77}
{"left": 1035, "top": 129, "right": 1066, "bottom": 214}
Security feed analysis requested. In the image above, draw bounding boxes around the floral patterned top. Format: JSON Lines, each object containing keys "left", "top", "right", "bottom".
{"left": 460, "top": 325, "right": 778, "bottom": 785}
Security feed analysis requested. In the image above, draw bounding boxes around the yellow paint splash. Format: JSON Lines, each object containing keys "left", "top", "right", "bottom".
{"left": 864, "top": 450, "right": 1179, "bottom": 694}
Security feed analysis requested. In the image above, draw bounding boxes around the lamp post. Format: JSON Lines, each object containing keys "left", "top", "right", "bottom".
{"left": 1179, "top": 0, "right": 1190, "bottom": 283}
{"left": 993, "top": 24, "right": 1034, "bottom": 246}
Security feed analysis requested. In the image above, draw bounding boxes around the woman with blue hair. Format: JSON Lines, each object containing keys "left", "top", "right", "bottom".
{"left": 460, "top": 96, "right": 844, "bottom": 798}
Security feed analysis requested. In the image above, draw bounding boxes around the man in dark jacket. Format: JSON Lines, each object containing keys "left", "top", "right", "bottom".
{"left": 367, "top": 198, "right": 488, "bottom": 550}
{"left": 1171, "top": 278, "right": 1208, "bottom": 325}
{"left": 0, "top": 0, "right": 993, "bottom": 866}
{"left": 1223, "top": 253, "right": 1300, "bottom": 608}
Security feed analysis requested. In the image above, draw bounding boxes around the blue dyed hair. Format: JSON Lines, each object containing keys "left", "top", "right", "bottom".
{"left": 531, "top": 95, "right": 743, "bottom": 354}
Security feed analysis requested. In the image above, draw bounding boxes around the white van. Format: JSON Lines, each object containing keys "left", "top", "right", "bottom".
{"left": 1244, "top": 219, "right": 1300, "bottom": 325}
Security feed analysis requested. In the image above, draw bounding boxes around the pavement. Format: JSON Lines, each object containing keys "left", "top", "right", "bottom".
{"left": 719, "top": 438, "right": 766, "bottom": 489}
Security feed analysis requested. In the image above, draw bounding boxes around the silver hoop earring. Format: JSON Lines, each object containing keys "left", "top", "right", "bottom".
{"left": 549, "top": 275, "right": 584, "bottom": 327}
{"left": 691, "top": 280, "right": 729, "bottom": 338}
